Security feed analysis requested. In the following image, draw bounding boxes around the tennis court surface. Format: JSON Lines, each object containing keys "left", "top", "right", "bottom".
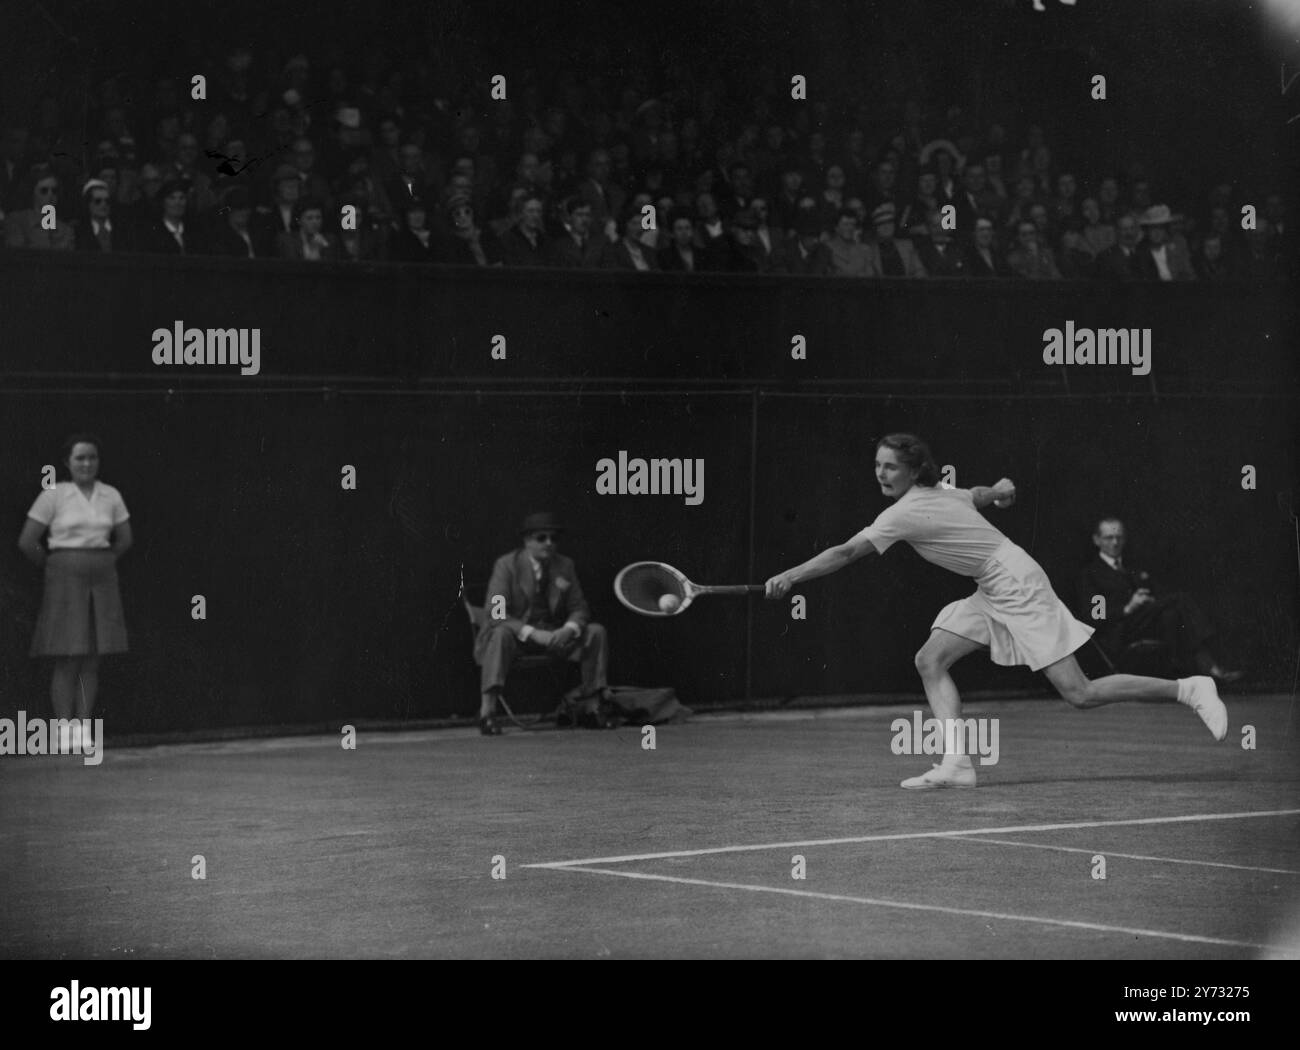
{"left": 2, "top": 694, "right": 1297, "bottom": 959}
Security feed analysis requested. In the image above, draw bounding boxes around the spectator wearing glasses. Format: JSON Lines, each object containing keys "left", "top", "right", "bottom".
{"left": 74, "top": 179, "right": 129, "bottom": 253}
{"left": 441, "top": 193, "right": 502, "bottom": 266}
{"left": 473, "top": 513, "right": 609, "bottom": 736}
{"left": 1006, "top": 219, "right": 1061, "bottom": 280}
{"left": 277, "top": 198, "right": 339, "bottom": 261}
{"left": 4, "top": 173, "right": 75, "bottom": 250}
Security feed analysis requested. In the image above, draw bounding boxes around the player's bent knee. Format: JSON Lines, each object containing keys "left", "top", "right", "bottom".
{"left": 913, "top": 648, "right": 941, "bottom": 677}
{"left": 586, "top": 622, "right": 605, "bottom": 639}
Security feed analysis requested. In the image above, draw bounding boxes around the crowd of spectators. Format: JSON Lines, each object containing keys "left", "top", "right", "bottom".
{"left": 0, "top": 48, "right": 1293, "bottom": 281}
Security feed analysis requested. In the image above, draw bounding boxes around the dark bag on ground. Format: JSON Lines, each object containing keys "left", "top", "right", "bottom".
{"left": 556, "top": 686, "right": 692, "bottom": 728}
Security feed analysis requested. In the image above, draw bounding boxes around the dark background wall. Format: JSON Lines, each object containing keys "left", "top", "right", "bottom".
{"left": 1, "top": 381, "right": 1294, "bottom": 734}
{"left": 0, "top": 252, "right": 1292, "bottom": 385}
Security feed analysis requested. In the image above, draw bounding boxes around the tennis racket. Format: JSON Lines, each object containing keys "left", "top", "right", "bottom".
{"left": 613, "top": 561, "right": 762, "bottom": 617}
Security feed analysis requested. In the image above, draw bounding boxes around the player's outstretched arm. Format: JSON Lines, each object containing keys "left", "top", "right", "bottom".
{"left": 764, "top": 534, "right": 878, "bottom": 599}
{"left": 971, "top": 478, "right": 1016, "bottom": 509}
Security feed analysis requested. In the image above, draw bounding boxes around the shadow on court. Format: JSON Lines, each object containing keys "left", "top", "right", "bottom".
{"left": 1, "top": 695, "right": 1297, "bottom": 959}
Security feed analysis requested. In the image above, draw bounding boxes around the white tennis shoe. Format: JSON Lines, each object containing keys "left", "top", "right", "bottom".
{"left": 900, "top": 763, "right": 977, "bottom": 790}
{"left": 1181, "top": 676, "right": 1228, "bottom": 741}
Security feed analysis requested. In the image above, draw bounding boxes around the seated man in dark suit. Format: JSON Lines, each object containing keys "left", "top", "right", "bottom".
{"left": 1075, "top": 516, "right": 1241, "bottom": 681}
{"left": 474, "top": 512, "right": 609, "bottom": 734}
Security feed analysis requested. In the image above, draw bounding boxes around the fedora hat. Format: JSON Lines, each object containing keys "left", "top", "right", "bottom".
{"left": 521, "top": 511, "right": 565, "bottom": 537}
{"left": 1138, "top": 204, "right": 1174, "bottom": 227}
{"left": 871, "top": 202, "right": 897, "bottom": 226}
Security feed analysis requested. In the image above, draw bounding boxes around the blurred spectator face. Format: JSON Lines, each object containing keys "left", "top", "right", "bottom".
{"left": 751, "top": 198, "right": 770, "bottom": 226}
{"left": 1017, "top": 222, "right": 1038, "bottom": 250}
{"left": 568, "top": 203, "right": 593, "bottom": 236}
{"left": 520, "top": 198, "right": 544, "bottom": 232}
{"left": 962, "top": 165, "right": 985, "bottom": 193}
{"left": 927, "top": 212, "right": 949, "bottom": 243}
{"left": 379, "top": 120, "right": 401, "bottom": 147}
{"left": 1117, "top": 215, "right": 1141, "bottom": 248}
{"left": 1081, "top": 198, "right": 1101, "bottom": 224}
{"left": 86, "top": 186, "right": 111, "bottom": 223}
{"left": 229, "top": 203, "right": 251, "bottom": 231}
{"left": 671, "top": 216, "right": 694, "bottom": 247}
{"left": 695, "top": 169, "right": 715, "bottom": 195}
{"left": 587, "top": 150, "right": 612, "bottom": 184}
{"left": 300, "top": 206, "right": 324, "bottom": 236}
{"left": 399, "top": 145, "right": 423, "bottom": 175}
{"left": 875, "top": 162, "right": 896, "bottom": 191}
{"left": 985, "top": 154, "right": 1003, "bottom": 178}
{"left": 1209, "top": 206, "right": 1230, "bottom": 235}
{"left": 1146, "top": 222, "right": 1168, "bottom": 246}
{"left": 276, "top": 175, "right": 300, "bottom": 205}
{"left": 522, "top": 127, "right": 550, "bottom": 156}
{"left": 764, "top": 125, "right": 785, "bottom": 151}
{"left": 1014, "top": 176, "right": 1035, "bottom": 202}
{"left": 1202, "top": 235, "right": 1222, "bottom": 262}
{"left": 974, "top": 218, "right": 995, "bottom": 249}
{"left": 451, "top": 201, "right": 474, "bottom": 231}
{"left": 1029, "top": 204, "right": 1050, "bottom": 234}
{"left": 809, "top": 131, "right": 827, "bottom": 156}
{"left": 609, "top": 142, "right": 631, "bottom": 174}
{"left": 177, "top": 133, "right": 200, "bottom": 169}
{"left": 846, "top": 199, "right": 866, "bottom": 224}
{"left": 293, "top": 138, "right": 315, "bottom": 173}
{"left": 623, "top": 214, "right": 643, "bottom": 241}
{"left": 935, "top": 150, "right": 955, "bottom": 178}
{"left": 1057, "top": 173, "right": 1076, "bottom": 198}
{"left": 139, "top": 165, "right": 163, "bottom": 198}
{"left": 32, "top": 175, "right": 59, "bottom": 209}
{"left": 1062, "top": 228, "right": 1084, "bottom": 251}
{"left": 1099, "top": 178, "right": 1119, "bottom": 205}
{"left": 697, "top": 193, "right": 718, "bottom": 220}
{"left": 453, "top": 157, "right": 476, "bottom": 180}
{"left": 1031, "top": 145, "right": 1051, "bottom": 174}
{"left": 162, "top": 188, "right": 187, "bottom": 221}
{"left": 449, "top": 174, "right": 474, "bottom": 197}
{"left": 517, "top": 153, "right": 540, "bottom": 183}
{"left": 1132, "top": 181, "right": 1152, "bottom": 209}
{"left": 875, "top": 218, "right": 896, "bottom": 242}
{"left": 781, "top": 169, "right": 803, "bottom": 195}
{"left": 835, "top": 214, "right": 858, "bottom": 242}
{"left": 825, "top": 166, "right": 845, "bottom": 192}
{"left": 918, "top": 171, "right": 937, "bottom": 198}
{"left": 405, "top": 205, "right": 427, "bottom": 231}
{"left": 733, "top": 223, "right": 755, "bottom": 248}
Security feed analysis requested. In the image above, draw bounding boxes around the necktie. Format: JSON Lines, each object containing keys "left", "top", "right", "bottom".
{"left": 537, "top": 561, "right": 550, "bottom": 598}
{"left": 96, "top": 223, "right": 111, "bottom": 251}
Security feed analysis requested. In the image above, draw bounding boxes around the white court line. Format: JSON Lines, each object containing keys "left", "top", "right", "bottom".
{"left": 957, "top": 837, "right": 1300, "bottom": 876}
{"left": 522, "top": 809, "right": 1300, "bottom": 869}
{"left": 549, "top": 865, "right": 1293, "bottom": 954}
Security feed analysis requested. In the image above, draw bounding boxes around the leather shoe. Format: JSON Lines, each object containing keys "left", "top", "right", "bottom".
{"left": 479, "top": 716, "right": 502, "bottom": 736}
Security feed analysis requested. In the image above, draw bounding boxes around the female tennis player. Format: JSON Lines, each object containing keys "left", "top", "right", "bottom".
{"left": 763, "top": 433, "right": 1227, "bottom": 789}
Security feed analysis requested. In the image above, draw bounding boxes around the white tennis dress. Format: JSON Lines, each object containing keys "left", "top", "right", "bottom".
{"left": 853, "top": 484, "right": 1093, "bottom": 671}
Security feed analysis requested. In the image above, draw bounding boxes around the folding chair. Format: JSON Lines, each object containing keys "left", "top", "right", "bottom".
{"left": 459, "top": 579, "right": 579, "bottom": 729}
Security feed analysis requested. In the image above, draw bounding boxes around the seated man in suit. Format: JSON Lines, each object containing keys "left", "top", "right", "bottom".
{"left": 1075, "top": 517, "right": 1241, "bottom": 682}
{"left": 474, "top": 512, "right": 609, "bottom": 734}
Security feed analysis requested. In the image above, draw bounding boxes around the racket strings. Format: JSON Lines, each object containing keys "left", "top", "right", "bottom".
{"left": 616, "top": 563, "right": 687, "bottom": 612}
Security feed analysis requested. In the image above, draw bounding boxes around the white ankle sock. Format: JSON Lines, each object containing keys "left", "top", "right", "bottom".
{"left": 943, "top": 753, "right": 974, "bottom": 769}
{"left": 1176, "top": 678, "right": 1194, "bottom": 704}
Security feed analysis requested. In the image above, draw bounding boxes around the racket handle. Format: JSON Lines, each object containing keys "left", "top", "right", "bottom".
{"left": 698, "top": 584, "right": 765, "bottom": 595}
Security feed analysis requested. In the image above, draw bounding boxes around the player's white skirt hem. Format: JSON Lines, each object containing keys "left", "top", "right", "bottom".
{"left": 931, "top": 539, "right": 1092, "bottom": 672}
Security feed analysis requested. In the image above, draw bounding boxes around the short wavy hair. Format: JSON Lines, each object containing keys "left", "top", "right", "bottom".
{"left": 875, "top": 432, "right": 940, "bottom": 487}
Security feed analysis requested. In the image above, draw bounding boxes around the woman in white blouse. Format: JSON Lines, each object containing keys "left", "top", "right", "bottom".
{"left": 17, "top": 435, "right": 133, "bottom": 733}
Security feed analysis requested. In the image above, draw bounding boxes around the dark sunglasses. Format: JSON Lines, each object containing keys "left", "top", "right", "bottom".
{"left": 36, "top": 185, "right": 57, "bottom": 194}
{"left": 529, "top": 532, "right": 558, "bottom": 543}
{"left": 89, "top": 195, "right": 110, "bottom": 204}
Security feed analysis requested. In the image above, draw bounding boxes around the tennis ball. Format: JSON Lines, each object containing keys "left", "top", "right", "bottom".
{"left": 658, "top": 594, "right": 681, "bottom": 613}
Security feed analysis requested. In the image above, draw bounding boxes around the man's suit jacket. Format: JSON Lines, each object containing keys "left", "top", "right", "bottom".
{"left": 962, "top": 244, "right": 1010, "bottom": 277}
{"left": 778, "top": 236, "right": 833, "bottom": 275}
{"left": 864, "top": 237, "right": 927, "bottom": 278}
{"left": 1096, "top": 243, "right": 1142, "bottom": 281}
{"left": 483, "top": 550, "right": 592, "bottom": 637}
{"left": 1075, "top": 555, "right": 1144, "bottom": 655}
{"left": 548, "top": 232, "right": 609, "bottom": 269}
{"left": 137, "top": 218, "right": 202, "bottom": 255}
{"left": 1137, "top": 241, "right": 1196, "bottom": 281}
{"left": 74, "top": 218, "right": 134, "bottom": 253}
{"left": 604, "top": 239, "right": 661, "bottom": 270}
{"left": 916, "top": 239, "right": 965, "bottom": 277}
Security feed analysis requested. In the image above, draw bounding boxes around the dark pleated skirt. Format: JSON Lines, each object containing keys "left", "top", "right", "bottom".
{"left": 30, "top": 549, "right": 129, "bottom": 656}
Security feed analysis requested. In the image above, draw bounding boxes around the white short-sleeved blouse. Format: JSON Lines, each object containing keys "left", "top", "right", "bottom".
{"left": 27, "top": 481, "right": 130, "bottom": 549}
{"left": 854, "top": 485, "right": 1005, "bottom": 578}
